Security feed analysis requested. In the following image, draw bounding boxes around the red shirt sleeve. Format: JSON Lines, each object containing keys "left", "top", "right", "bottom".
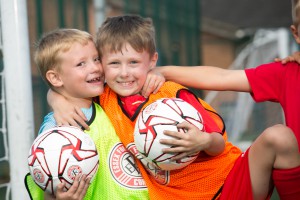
{"left": 245, "top": 62, "right": 285, "bottom": 103}
{"left": 177, "top": 89, "right": 222, "bottom": 134}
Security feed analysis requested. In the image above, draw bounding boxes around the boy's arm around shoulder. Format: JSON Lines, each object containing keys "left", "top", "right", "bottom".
{"left": 47, "top": 89, "right": 90, "bottom": 130}
{"left": 157, "top": 66, "right": 251, "bottom": 92}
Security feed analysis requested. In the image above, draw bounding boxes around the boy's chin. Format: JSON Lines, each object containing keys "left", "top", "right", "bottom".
{"left": 88, "top": 88, "right": 104, "bottom": 97}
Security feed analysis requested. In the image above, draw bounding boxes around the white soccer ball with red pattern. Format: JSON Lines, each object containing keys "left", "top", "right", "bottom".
{"left": 28, "top": 126, "right": 99, "bottom": 194}
{"left": 134, "top": 98, "right": 204, "bottom": 170}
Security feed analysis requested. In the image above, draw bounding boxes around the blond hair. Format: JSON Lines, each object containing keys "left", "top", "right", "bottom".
{"left": 292, "top": 0, "right": 300, "bottom": 24}
{"left": 96, "top": 15, "right": 156, "bottom": 59}
{"left": 34, "top": 28, "right": 93, "bottom": 89}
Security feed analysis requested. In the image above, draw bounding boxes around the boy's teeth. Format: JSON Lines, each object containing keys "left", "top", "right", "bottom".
{"left": 88, "top": 77, "right": 100, "bottom": 82}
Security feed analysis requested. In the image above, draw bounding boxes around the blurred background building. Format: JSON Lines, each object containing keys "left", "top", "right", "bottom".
{"left": 0, "top": 0, "right": 294, "bottom": 199}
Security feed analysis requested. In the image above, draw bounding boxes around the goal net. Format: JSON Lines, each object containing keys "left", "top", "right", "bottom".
{"left": 0, "top": 50, "right": 10, "bottom": 199}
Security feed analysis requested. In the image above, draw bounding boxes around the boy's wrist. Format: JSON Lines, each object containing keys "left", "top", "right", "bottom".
{"left": 158, "top": 66, "right": 170, "bottom": 80}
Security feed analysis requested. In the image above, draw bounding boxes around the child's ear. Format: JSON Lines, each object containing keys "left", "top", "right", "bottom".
{"left": 290, "top": 25, "right": 300, "bottom": 44}
{"left": 46, "top": 70, "right": 63, "bottom": 87}
{"left": 150, "top": 52, "right": 158, "bottom": 69}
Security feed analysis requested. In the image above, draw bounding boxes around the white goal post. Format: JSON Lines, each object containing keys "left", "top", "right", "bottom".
{"left": 0, "top": 0, "right": 34, "bottom": 199}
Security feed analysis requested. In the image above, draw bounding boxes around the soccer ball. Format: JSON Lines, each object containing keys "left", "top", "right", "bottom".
{"left": 28, "top": 126, "right": 99, "bottom": 194}
{"left": 134, "top": 98, "right": 204, "bottom": 170}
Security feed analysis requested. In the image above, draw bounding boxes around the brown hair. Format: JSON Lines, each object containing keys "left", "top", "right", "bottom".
{"left": 96, "top": 15, "right": 156, "bottom": 59}
{"left": 292, "top": 0, "right": 300, "bottom": 24}
{"left": 34, "top": 28, "right": 93, "bottom": 89}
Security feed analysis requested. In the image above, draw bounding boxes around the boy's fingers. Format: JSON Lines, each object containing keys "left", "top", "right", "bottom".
{"left": 65, "top": 118, "right": 78, "bottom": 127}
{"left": 141, "top": 78, "right": 154, "bottom": 98}
{"left": 81, "top": 123, "right": 90, "bottom": 131}
{"left": 55, "top": 180, "right": 66, "bottom": 196}
{"left": 57, "top": 181, "right": 65, "bottom": 190}
{"left": 177, "top": 121, "right": 192, "bottom": 129}
{"left": 169, "top": 152, "right": 188, "bottom": 161}
{"left": 67, "top": 173, "right": 81, "bottom": 194}
{"left": 75, "top": 107, "right": 88, "bottom": 121}
{"left": 281, "top": 57, "right": 291, "bottom": 64}
{"left": 72, "top": 115, "right": 89, "bottom": 131}
{"left": 54, "top": 114, "right": 79, "bottom": 128}
{"left": 162, "top": 130, "right": 183, "bottom": 140}
{"left": 162, "top": 145, "right": 185, "bottom": 153}
{"left": 53, "top": 116, "right": 69, "bottom": 127}
{"left": 77, "top": 174, "right": 87, "bottom": 190}
{"left": 274, "top": 57, "right": 281, "bottom": 62}
{"left": 78, "top": 176, "right": 91, "bottom": 198}
{"left": 74, "top": 107, "right": 89, "bottom": 130}
{"left": 153, "top": 81, "right": 164, "bottom": 94}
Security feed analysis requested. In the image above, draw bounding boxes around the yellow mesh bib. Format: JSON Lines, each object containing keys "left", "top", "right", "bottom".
{"left": 24, "top": 103, "right": 149, "bottom": 200}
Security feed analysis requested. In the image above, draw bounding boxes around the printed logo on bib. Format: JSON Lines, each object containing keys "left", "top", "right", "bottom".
{"left": 109, "top": 143, "right": 147, "bottom": 189}
{"left": 127, "top": 143, "right": 170, "bottom": 185}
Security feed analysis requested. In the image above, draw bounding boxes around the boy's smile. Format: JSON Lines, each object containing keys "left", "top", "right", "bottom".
{"left": 102, "top": 43, "right": 158, "bottom": 97}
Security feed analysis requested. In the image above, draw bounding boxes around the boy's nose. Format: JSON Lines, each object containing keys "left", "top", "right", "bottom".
{"left": 120, "top": 65, "right": 129, "bottom": 76}
{"left": 91, "top": 62, "right": 101, "bottom": 72}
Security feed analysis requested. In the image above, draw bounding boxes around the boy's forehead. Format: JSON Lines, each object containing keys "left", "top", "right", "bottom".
{"left": 59, "top": 41, "right": 97, "bottom": 62}
{"left": 60, "top": 40, "right": 93, "bottom": 52}
{"left": 101, "top": 43, "right": 147, "bottom": 57}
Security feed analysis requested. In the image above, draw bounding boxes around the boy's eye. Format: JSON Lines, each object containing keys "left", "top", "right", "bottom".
{"left": 77, "top": 62, "right": 85, "bottom": 67}
{"left": 109, "top": 61, "right": 119, "bottom": 65}
{"left": 94, "top": 57, "right": 101, "bottom": 63}
{"left": 130, "top": 60, "right": 138, "bottom": 64}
